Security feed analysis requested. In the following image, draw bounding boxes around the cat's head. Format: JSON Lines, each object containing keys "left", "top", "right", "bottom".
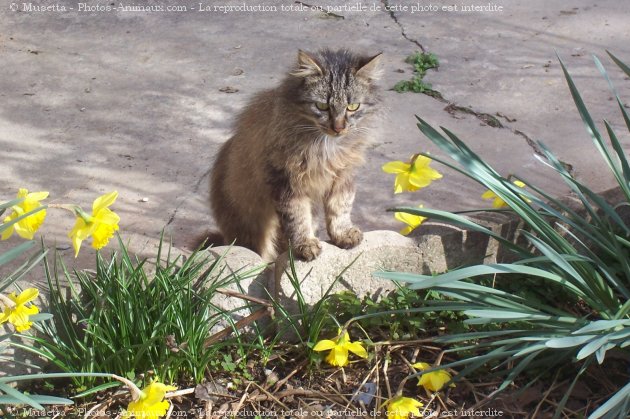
{"left": 289, "top": 49, "right": 382, "bottom": 137}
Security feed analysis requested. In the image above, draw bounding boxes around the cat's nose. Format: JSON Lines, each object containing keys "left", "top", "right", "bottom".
{"left": 333, "top": 122, "right": 346, "bottom": 133}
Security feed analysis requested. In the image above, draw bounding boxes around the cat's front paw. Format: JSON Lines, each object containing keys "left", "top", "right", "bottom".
{"left": 294, "top": 238, "right": 322, "bottom": 261}
{"left": 331, "top": 227, "right": 363, "bottom": 249}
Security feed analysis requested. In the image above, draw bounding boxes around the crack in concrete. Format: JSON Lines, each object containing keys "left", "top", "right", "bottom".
{"left": 377, "top": 0, "right": 577, "bottom": 175}
{"left": 444, "top": 103, "right": 503, "bottom": 128}
{"left": 194, "top": 166, "right": 213, "bottom": 193}
{"left": 513, "top": 129, "right": 574, "bottom": 174}
{"left": 165, "top": 201, "right": 182, "bottom": 226}
{"left": 380, "top": 0, "right": 425, "bottom": 52}
{"left": 440, "top": 102, "right": 575, "bottom": 175}
{"left": 443, "top": 102, "right": 545, "bottom": 156}
{"left": 513, "top": 129, "right": 545, "bottom": 157}
{"left": 166, "top": 166, "right": 212, "bottom": 227}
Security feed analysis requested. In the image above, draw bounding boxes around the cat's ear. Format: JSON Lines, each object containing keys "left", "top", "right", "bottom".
{"left": 291, "top": 50, "right": 323, "bottom": 78}
{"left": 356, "top": 53, "right": 383, "bottom": 81}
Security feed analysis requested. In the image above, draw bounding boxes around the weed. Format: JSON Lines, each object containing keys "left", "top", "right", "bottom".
{"left": 325, "top": 286, "right": 470, "bottom": 340}
{"left": 394, "top": 52, "right": 439, "bottom": 94}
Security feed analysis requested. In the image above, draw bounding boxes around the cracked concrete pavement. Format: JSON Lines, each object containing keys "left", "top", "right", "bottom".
{"left": 1, "top": 0, "right": 630, "bottom": 285}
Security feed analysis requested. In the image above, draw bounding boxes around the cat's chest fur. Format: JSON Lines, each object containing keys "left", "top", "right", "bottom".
{"left": 284, "top": 134, "right": 368, "bottom": 198}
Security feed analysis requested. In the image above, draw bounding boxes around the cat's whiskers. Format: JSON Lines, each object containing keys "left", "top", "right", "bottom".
{"left": 288, "top": 125, "right": 323, "bottom": 136}
{"left": 349, "top": 126, "right": 373, "bottom": 137}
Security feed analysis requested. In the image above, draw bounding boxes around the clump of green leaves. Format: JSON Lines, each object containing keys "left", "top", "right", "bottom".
{"left": 324, "top": 287, "right": 469, "bottom": 340}
{"left": 379, "top": 51, "right": 630, "bottom": 418}
{"left": 394, "top": 52, "right": 439, "bottom": 94}
{"left": 20, "top": 237, "right": 266, "bottom": 388}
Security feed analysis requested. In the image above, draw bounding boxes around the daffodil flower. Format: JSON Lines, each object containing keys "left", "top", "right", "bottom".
{"left": 68, "top": 191, "right": 120, "bottom": 257}
{"left": 395, "top": 206, "right": 427, "bottom": 236}
{"left": 384, "top": 396, "right": 424, "bottom": 419}
{"left": 123, "top": 380, "right": 177, "bottom": 419}
{"left": 412, "top": 362, "right": 455, "bottom": 392}
{"left": 382, "top": 154, "right": 443, "bottom": 194}
{"left": 0, "top": 288, "right": 40, "bottom": 332}
{"left": 481, "top": 180, "right": 528, "bottom": 208}
{"left": 1, "top": 189, "right": 48, "bottom": 240}
{"left": 313, "top": 330, "right": 368, "bottom": 367}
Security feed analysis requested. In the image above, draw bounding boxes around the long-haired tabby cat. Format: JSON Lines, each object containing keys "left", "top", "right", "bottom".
{"left": 210, "top": 48, "right": 382, "bottom": 261}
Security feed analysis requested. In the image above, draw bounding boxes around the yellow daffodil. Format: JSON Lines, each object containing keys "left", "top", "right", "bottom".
{"left": 0, "top": 288, "right": 40, "bottom": 332}
{"left": 395, "top": 206, "right": 427, "bottom": 236}
{"left": 1, "top": 189, "right": 48, "bottom": 240}
{"left": 481, "top": 180, "right": 528, "bottom": 208}
{"left": 384, "top": 396, "right": 424, "bottom": 419}
{"left": 68, "top": 191, "right": 120, "bottom": 257}
{"left": 123, "top": 380, "right": 177, "bottom": 419}
{"left": 382, "top": 154, "right": 443, "bottom": 194}
{"left": 412, "top": 362, "right": 455, "bottom": 392}
{"left": 313, "top": 330, "right": 368, "bottom": 367}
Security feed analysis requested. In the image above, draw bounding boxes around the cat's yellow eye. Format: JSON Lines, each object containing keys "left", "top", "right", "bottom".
{"left": 347, "top": 103, "right": 361, "bottom": 112}
{"left": 315, "top": 102, "right": 329, "bottom": 111}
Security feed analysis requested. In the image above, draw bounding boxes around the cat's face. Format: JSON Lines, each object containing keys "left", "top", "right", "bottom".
{"left": 291, "top": 49, "right": 382, "bottom": 138}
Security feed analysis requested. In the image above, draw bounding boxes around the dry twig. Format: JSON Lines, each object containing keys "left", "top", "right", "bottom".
{"left": 204, "top": 307, "right": 273, "bottom": 346}
{"left": 272, "top": 359, "right": 308, "bottom": 392}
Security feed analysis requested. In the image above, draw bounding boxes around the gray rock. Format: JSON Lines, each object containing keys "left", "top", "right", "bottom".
{"left": 273, "top": 214, "right": 524, "bottom": 311}
{"left": 273, "top": 230, "right": 422, "bottom": 311}
{"left": 202, "top": 246, "right": 272, "bottom": 336}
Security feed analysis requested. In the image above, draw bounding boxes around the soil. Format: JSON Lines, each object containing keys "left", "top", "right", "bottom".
{"left": 4, "top": 340, "right": 627, "bottom": 419}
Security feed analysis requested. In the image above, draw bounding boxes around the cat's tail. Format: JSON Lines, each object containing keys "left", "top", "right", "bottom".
{"left": 191, "top": 230, "right": 225, "bottom": 251}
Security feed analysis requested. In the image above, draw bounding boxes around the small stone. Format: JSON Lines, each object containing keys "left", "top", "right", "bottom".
{"left": 194, "top": 382, "right": 229, "bottom": 402}
{"left": 264, "top": 369, "right": 279, "bottom": 386}
{"left": 219, "top": 86, "right": 239, "bottom": 93}
{"left": 140, "top": 197, "right": 149, "bottom": 202}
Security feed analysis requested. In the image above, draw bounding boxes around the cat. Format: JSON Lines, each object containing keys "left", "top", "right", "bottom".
{"left": 209, "top": 48, "right": 382, "bottom": 261}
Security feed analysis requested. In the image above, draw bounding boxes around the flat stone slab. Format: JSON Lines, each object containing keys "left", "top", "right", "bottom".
{"left": 273, "top": 230, "right": 419, "bottom": 311}
{"left": 272, "top": 221, "right": 519, "bottom": 309}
